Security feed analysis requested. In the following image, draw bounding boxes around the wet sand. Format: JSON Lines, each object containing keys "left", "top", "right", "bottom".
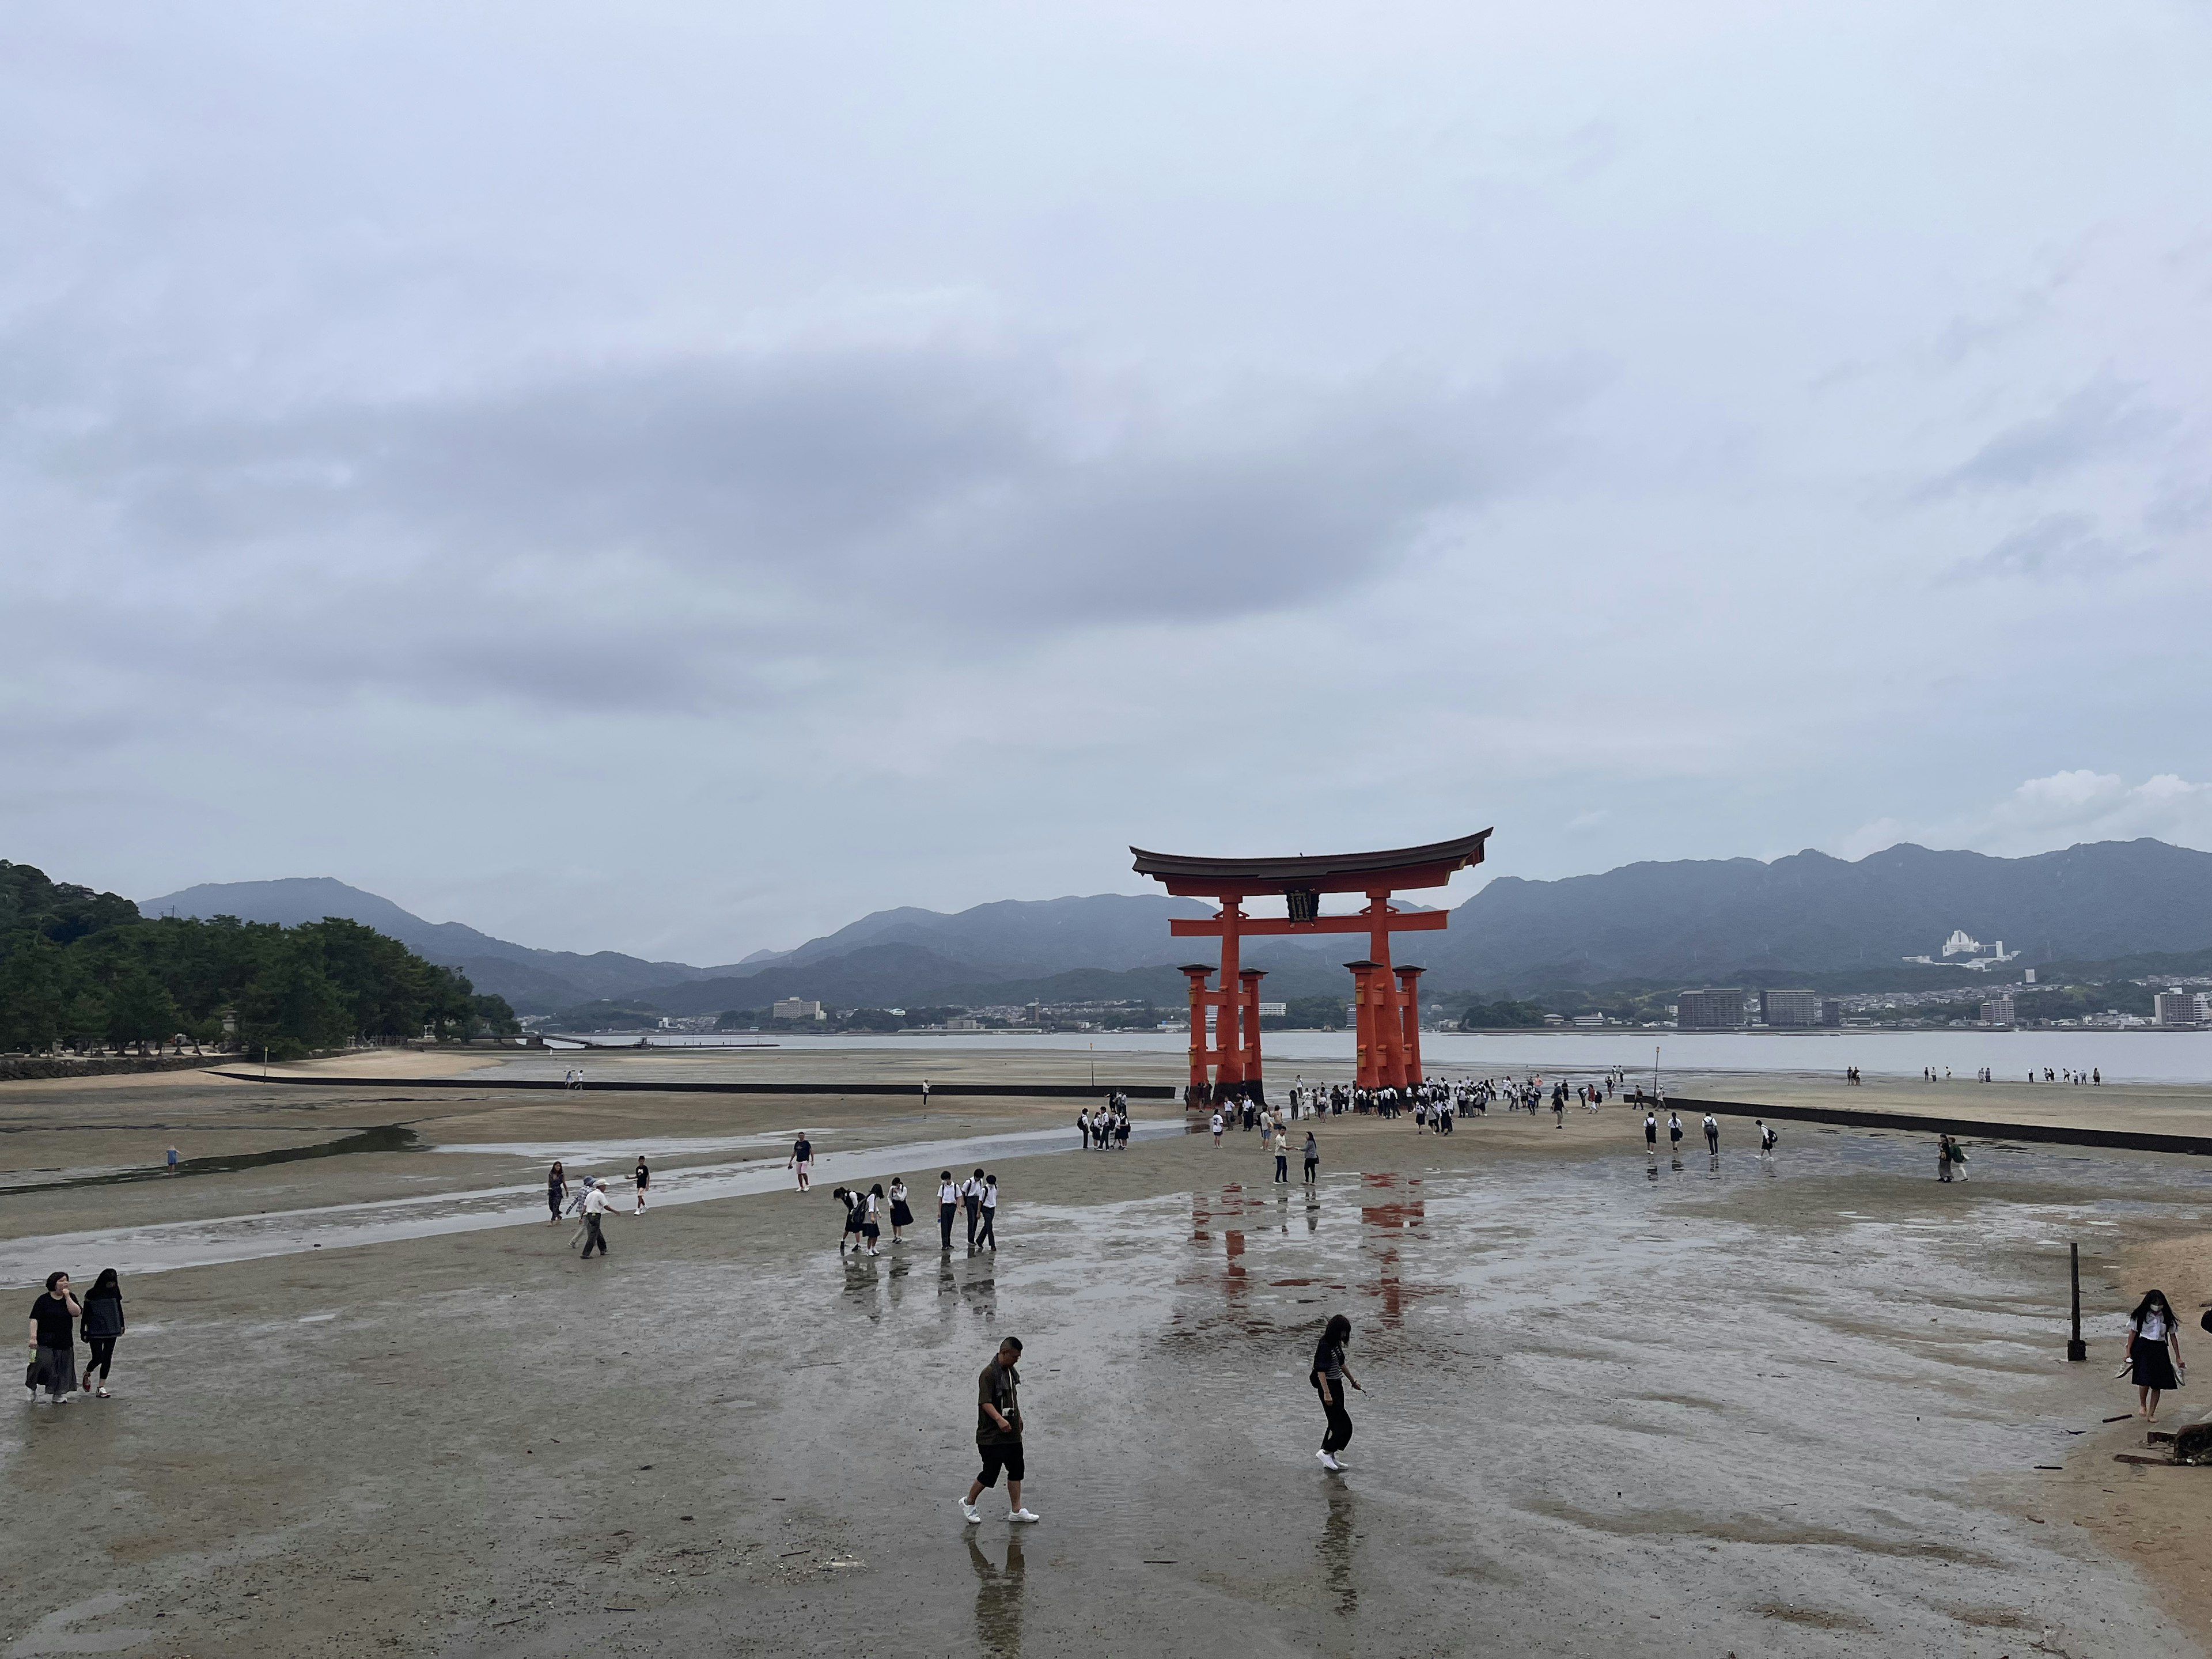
{"left": 5, "top": 1057, "right": 2212, "bottom": 1656}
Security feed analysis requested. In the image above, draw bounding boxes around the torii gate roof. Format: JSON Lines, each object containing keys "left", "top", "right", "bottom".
{"left": 1130, "top": 830, "right": 1491, "bottom": 899}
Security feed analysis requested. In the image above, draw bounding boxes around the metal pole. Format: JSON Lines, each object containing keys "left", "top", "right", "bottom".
{"left": 2067, "top": 1241, "right": 2087, "bottom": 1361}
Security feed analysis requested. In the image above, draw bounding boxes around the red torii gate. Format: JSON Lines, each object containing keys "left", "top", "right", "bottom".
{"left": 1130, "top": 832, "right": 1491, "bottom": 1100}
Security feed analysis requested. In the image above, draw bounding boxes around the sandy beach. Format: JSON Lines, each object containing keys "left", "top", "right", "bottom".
{"left": 5, "top": 1051, "right": 2211, "bottom": 1656}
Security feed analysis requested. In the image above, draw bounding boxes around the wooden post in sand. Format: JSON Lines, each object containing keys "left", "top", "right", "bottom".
{"left": 2067, "top": 1242, "right": 2088, "bottom": 1362}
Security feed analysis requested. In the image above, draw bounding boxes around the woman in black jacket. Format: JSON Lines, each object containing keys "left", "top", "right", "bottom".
{"left": 79, "top": 1269, "right": 125, "bottom": 1398}
{"left": 1310, "top": 1313, "right": 1362, "bottom": 1471}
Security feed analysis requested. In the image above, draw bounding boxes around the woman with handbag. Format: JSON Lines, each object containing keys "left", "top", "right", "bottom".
{"left": 2127, "top": 1289, "right": 2185, "bottom": 1420}
{"left": 26, "top": 1271, "right": 79, "bottom": 1405}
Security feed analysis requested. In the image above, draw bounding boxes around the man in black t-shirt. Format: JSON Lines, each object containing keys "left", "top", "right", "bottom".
{"left": 959, "top": 1337, "right": 1039, "bottom": 1525}
{"left": 27, "top": 1270, "right": 80, "bottom": 1404}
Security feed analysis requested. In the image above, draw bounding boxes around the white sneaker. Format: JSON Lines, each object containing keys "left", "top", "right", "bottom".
{"left": 959, "top": 1500, "right": 981, "bottom": 1524}
{"left": 1008, "top": 1509, "right": 1040, "bottom": 1524}
{"left": 1317, "top": 1450, "right": 1340, "bottom": 1471}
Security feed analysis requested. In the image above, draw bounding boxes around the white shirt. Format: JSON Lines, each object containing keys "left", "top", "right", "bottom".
{"left": 982, "top": 1185, "right": 998, "bottom": 1210}
{"left": 583, "top": 1188, "right": 611, "bottom": 1217}
{"left": 938, "top": 1182, "right": 959, "bottom": 1205}
{"left": 962, "top": 1177, "right": 983, "bottom": 1200}
{"left": 1210, "top": 1113, "right": 1224, "bottom": 1133}
{"left": 2138, "top": 1310, "right": 2171, "bottom": 1341}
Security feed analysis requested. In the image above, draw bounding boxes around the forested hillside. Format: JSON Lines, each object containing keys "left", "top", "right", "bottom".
{"left": 1, "top": 860, "right": 517, "bottom": 1059}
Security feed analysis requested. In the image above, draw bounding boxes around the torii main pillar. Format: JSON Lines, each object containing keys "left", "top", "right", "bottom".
{"left": 1131, "top": 832, "right": 1493, "bottom": 1103}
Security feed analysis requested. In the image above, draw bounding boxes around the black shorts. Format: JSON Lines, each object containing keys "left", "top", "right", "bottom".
{"left": 975, "top": 1442, "right": 1025, "bottom": 1486}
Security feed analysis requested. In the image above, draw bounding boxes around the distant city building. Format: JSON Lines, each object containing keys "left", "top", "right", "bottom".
{"left": 2155, "top": 988, "right": 2198, "bottom": 1028}
{"left": 1819, "top": 998, "right": 1843, "bottom": 1028}
{"left": 1676, "top": 989, "right": 1748, "bottom": 1030}
{"left": 1257, "top": 1001, "right": 1287, "bottom": 1018}
{"left": 1902, "top": 931, "right": 2017, "bottom": 971}
{"left": 772, "top": 998, "right": 825, "bottom": 1022}
{"left": 1542, "top": 1013, "right": 1566, "bottom": 1026}
{"left": 1980, "top": 993, "right": 2016, "bottom": 1027}
{"left": 1571, "top": 1013, "right": 1605, "bottom": 1028}
{"left": 2195, "top": 993, "right": 2212, "bottom": 1024}
{"left": 943, "top": 1016, "right": 982, "bottom": 1031}
{"left": 1759, "top": 989, "right": 1822, "bottom": 1028}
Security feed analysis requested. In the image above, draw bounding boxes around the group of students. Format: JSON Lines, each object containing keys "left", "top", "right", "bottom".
{"left": 544, "top": 1156, "right": 652, "bottom": 1259}
{"left": 1074, "top": 1101, "right": 1131, "bottom": 1150}
{"left": 831, "top": 1177, "right": 923, "bottom": 1256}
{"left": 1642, "top": 1109, "right": 1779, "bottom": 1157}
{"left": 25, "top": 1269, "right": 127, "bottom": 1404}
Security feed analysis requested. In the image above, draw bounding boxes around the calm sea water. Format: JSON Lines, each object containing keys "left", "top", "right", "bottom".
{"left": 548, "top": 1028, "right": 2212, "bottom": 1084}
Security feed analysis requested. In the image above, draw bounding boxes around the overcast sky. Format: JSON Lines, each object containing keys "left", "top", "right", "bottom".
{"left": 6, "top": 2, "right": 2210, "bottom": 963}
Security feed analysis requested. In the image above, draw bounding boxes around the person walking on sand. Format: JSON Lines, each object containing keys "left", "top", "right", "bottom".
{"left": 1210, "top": 1108, "right": 1225, "bottom": 1147}
{"left": 888, "top": 1176, "right": 914, "bottom": 1244}
{"left": 1303, "top": 1128, "right": 1319, "bottom": 1188}
{"left": 790, "top": 1132, "right": 814, "bottom": 1192}
{"left": 1310, "top": 1313, "right": 1362, "bottom": 1471}
{"left": 1076, "top": 1107, "right": 1092, "bottom": 1150}
{"left": 963, "top": 1168, "right": 986, "bottom": 1249}
{"left": 1702, "top": 1113, "right": 1719, "bottom": 1155}
{"left": 632, "top": 1156, "right": 650, "bottom": 1215}
{"left": 578, "top": 1179, "right": 615, "bottom": 1258}
{"left": 1667, "top": 1111, "right": 1684, "bottom": 1153}
{"left": 1272, "top": 1118, "right": 1290, "bottom": 1185}
{"left": 26, "top": 1271, "right": 80, "bottom": 1405}
{"left": 960, "top": 1336, "right": 1039, "bottom": 1525}
{"left": 77, "top": 1268, "right": 124, "bottom": 1398}
{"left": 1645, "top": 1112, "right": 1658, "bottom": 1154}
{"left": 1937, "top": 1134, "right": 1955, "bottom": 1182}
{"left": 547, "top": 1161, "right": 567, "bottom": 1224}
{"left": 2126, "top": 1290, "right": 2185, "bottom": 1420}
{"left": 978, "top": 1174, "right": 999, "bottom": 1251}
{"left": 938, "top": 1171, "right": 959, "bottom": 1249}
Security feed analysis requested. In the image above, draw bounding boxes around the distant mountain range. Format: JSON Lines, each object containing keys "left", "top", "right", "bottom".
{"left": 142, "top": 838, "right": 2212, "bottom": 1015}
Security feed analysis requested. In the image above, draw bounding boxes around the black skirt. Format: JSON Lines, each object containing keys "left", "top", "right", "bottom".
{"left": 889, "top": 1199, "right": 914, "bottom": 1225}
{"left": 2132, "top": 1335, "right": 2180, "bottom": 1391}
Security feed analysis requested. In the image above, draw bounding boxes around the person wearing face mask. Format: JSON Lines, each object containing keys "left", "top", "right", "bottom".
{"left": 2127, "top": 1289, "right": 2185, "bottom": 1421}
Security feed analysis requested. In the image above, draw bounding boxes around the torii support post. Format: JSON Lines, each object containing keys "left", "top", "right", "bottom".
{"left": 1215, "top": 902, "right": 1246, "bottom": 1095}
{"left": 1239, "top": 969, "right": 1267, "bottom": 1100}
{"left": 1179, "top": 964, "right": 1216, "bottom": 1098}
{"left": 1346, "top": 961, "right": 1381, "bottom": 1089}
{"left": 1396, "top": 965, "right": 1426, "bottom": 1086}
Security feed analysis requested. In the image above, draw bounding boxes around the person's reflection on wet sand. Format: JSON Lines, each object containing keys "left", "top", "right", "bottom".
{"left": 967, "top": 1532, "right": 1026, "bottom": 1656}
{"left": 938, "top": 1253, "right": 959, "bottom": 1300}
{"left": 1646, "top": 1160, "right": 1659, "bottom": 1184}
{"left": 1318, "top": 1487, "right": 1358, "bottom": 1619}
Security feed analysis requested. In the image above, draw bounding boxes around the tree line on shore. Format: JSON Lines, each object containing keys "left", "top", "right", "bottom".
{"left": 0, "top": 859, "right": 518, "bottom": 1059}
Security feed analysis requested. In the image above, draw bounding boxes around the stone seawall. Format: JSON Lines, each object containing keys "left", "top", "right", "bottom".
{"left": 0, "top": 1053, "right": 231, "bottom": 1082}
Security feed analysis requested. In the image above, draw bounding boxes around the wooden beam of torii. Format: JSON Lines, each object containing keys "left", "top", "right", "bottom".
{"left": 1130, "top": 831, "right": 1491, "bottom": 1100}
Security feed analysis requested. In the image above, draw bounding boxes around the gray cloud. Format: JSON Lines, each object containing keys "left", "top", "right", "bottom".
{"left": 1923, "top": 379, "right": 2171, "bottom": 495}
{"left": 1940, "top": 511, "right": 2122, "bottom": 582}
{"left": 16, "top": 343, "right": 1595, "bottom": 711}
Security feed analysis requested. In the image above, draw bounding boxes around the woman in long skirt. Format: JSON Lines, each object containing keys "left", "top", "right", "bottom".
{"left": 2128, "top": 1289, "right": 2184, "bottom": 1420}
{"left": 887, "top": 1176, "right": 914, "bottom": 1244}
{"left": 1310, "top": 1313, "right": 1362, "bottom": 1471}
{"left": 27, "top": 1271, "right": 80, "bottom": 1404}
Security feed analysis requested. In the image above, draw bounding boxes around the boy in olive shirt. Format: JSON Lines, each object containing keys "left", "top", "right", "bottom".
{"left": 960, "top": 1337, "right": 1040, "bottom": 1525}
